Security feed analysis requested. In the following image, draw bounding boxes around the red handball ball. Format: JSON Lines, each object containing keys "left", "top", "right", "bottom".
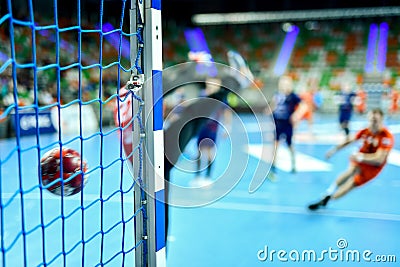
{"left": 41, "top": 147, "right": 89, "bottom": 196}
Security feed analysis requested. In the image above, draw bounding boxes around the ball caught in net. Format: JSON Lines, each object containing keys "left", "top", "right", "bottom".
{"left": 41, "top": 147, "right": 88, "bottom": 196}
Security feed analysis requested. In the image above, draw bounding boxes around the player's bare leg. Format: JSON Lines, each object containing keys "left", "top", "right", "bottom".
{"left": 308, "top": 165, "right": 358, "bottom": 210}
{"left": 196, "top": 150, "right": 202, "bottom": 177}
{"left": 271, "top": 140, "right": 279, "bottom": 172}
{"left": 288, "top": 144, "right": 296, "bottom": 173}
{"left": 340, "top": 121, "right": 350, "bottom": 142}
{"left": 332, "top": 178, "right": 356, "bottom": 199}
{"left": 267, "top": 140, "right": 279, "bottom": 181}
{"left": 334, "top": 165, "right": 359, "bottom": 187}
{"left": 205, "top": 146, "right": 214, "bottom": 178}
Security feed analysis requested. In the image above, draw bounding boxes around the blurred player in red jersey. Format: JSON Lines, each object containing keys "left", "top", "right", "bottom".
{"left": 308, "top": 108, "right": 394, "bottom": 210}
{"left": 388, "top": 86, "right": 399, "bottom": 115}
{"left": 354, "top": 85, "right": 367, "bottom": 114}
{"left": 294, "top": 79, "right": 320, "bottom": 136}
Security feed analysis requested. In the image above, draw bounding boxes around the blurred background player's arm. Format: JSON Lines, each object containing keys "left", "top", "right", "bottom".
{"left": 266, "top": 96, "right": 276, "bottom": 115}
{"left": 325, "top": 136, "right": 356, "bottom": 159}
{"left": 290, "top": 100, "right": 308, "bottom": 124}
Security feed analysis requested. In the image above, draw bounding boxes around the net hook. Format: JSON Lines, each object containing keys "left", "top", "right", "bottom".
{"left": 126, "top": 74, "right": 144, "bottom": 92}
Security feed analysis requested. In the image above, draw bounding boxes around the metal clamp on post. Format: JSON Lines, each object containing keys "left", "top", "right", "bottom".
{"left": 126, "top": 73, "right": 144, "bottom": 92}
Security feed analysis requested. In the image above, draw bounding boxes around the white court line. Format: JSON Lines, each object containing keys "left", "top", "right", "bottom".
{"left": 244, "top": 121, "right": 400, "bottom": 138}
{"left": 387, "top": 149, "right": 400, "bottom": 167}
{"left": 246, "top": 142, "right": 400, "bottom": 170}
{"left": 207, "top": 201, "right": 400, "bottom": 222}
{"left": 247, "top": 144, "right": 332, "bottom": 172}
{"left": 293, "top": 132, "right": 345, "bottom": 144}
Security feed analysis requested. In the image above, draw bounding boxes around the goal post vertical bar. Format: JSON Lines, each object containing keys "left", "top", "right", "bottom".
{"left": 130, "top": 2, "right": 145, "bottom": 267}
{"left": 143, "top": 0, "right": 166, "bottom": 266}
{"left": 130, "top": 0, "right": 164, "bottom": 264}
{"left": 131, "top": 0, "right": 166, "bottom": 267}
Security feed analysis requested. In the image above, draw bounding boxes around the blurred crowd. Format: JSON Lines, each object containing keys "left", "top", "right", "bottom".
{"left": 1, "top": 14, "right": 400, "bottom": 136}
{"left": 0, "top": 15, "right": 131, "bottom": 122}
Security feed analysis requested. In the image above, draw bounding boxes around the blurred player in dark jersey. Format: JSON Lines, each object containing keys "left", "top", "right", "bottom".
{"left": 269, "top": 75, "right": 305, "bottom": 176}
{"left": 192, "top": 78, "right": 231, "bottom": 186}
{"left": 335, "top": 81, "right": 357, "bottom": 141}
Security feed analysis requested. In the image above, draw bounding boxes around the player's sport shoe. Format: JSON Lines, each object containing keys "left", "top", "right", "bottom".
{"left": 308, "top": 195, "right": 331, "bottom": 211}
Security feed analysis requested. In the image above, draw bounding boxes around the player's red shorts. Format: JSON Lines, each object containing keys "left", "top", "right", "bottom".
{"left": 352, "top": 162, "right": 383, "bottom": 186}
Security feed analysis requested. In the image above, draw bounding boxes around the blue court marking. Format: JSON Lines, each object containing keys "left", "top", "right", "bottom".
{"left": 166, "top": 112, "right": 400, "bottom": 267}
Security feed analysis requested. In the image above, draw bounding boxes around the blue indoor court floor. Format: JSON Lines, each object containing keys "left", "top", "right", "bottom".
{"left": 0, "top": 112, "right": 399, "bottom": 266}
{"left": 166, "top": 112, "right": 400, "bottom": 267}
{"left": 0, "top": 129, "right": 137, "bottom": 266}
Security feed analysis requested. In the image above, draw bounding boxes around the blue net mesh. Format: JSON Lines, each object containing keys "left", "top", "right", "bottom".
{"left": 0, "top": 0, "right": 146, "bottom": 266}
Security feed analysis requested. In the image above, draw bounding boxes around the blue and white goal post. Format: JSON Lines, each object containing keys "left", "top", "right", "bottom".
{"left": 130, "top": 0, "right": 165, "bottom": 266}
